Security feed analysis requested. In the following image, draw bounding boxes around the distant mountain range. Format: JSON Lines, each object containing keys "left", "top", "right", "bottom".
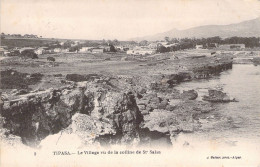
{"left": 132, "top": 17, "right": 260, "bottom": 41}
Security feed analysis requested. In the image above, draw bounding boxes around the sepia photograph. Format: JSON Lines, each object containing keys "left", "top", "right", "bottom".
{"left": 0, "top": 0, "right": 260, "bottom": 166}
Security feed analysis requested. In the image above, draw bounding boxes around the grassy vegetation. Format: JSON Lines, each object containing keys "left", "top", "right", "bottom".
{"left": 0, "top": 69, "right": 43, "bottom": 89}
{"left": 1, "top": 49, "right": 255, "bottom": 93}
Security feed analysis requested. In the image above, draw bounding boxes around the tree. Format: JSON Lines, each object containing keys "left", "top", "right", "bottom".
{"left": 69, "top": 46, "right": 80, "bottom": 52}
{"left": 164, "top": 36, "right": 170, "bottom": 42}
{"left": 170, "top": 38, "right": 179, "bottom": 43}
{"left": 129, "top": 41, "right": 137, "bottom": 45}
{"left": 157, "top": 45, "right": 169, "bottom": 53}
{"left": 63, "top": 40, "right": 72, "bottom": 49}
{"left": 139, "top": 40, "right": 148, "bottom": 46}
{"left": 102, "top": 39, "right": 107, "bottom": 45}
{"left": 47, "top": 57, "right": 55, "bottom": 62}
{"left": 107, "top": 40, "right": 113, "bottom": 45}
{"left": 113, "top": 39, "right": 119, "bottom": 45}
{"left": 109, "top": 44, "right": 117, "bottom": 52}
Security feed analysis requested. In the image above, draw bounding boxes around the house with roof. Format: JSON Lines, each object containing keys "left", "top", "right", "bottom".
{"left": 148, "top": 43, "right": 158, "bottom": 49}
{"left": 34, "top": 47, "right": 48, "bottom": 55}
{"left": 92, "top": 48, "right": 104, "bottom": 53}
{"left": 42, "top": 49, "right": 54, "bottom": 54}
{"left": 115, "top": 45, "right": 129, "bottom": 51}
{"left": 54, "top": 48, "right": 62, "bottom": 53}
{"left": 115, "top": 46, "right": 124, "bottom": 51}
{"left": 61, "top": 48, "right": 70, "bottom": 53}
{"left": 196, "top": 45, "right": 203, "bottom": 49}
{"left": 79, "top": 47, "right": 93, "bottom": 53}
{"left": 99, "top": 46, "right": 111, "bottom": 52}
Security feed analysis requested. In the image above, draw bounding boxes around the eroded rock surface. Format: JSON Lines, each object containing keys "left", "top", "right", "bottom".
{"left": 203, "top": 89, "right": 237, "bottom": 102}
{"left": 0, "top": 57, "right": 234, "bottom": 148}
{"left": 0, "top": 80, "right": 143, "bottom": 146}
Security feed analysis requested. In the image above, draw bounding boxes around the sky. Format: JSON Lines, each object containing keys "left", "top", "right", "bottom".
{"left": 1, "top": 0, "right": 260, "bottom": 40}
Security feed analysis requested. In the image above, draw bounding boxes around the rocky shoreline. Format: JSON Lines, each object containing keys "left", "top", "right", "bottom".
{"left": 0, "top": 57, "right": 233, "bottom": 148}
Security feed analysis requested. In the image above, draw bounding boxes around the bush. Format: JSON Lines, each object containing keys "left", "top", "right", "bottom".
{"left": 109, "top": 45, "right": 117, "bottom": 52}
{"left": 21, "top": 50, "right": 38, "bottom": 59}
{"left": 0, "top": 70, "right": 43, "bottom": 89}
{"left": 47, "top": 57, "right": 55, "bottom": 62}
{"left": 66, "top": 74, "right": 100, "bottom": 82}
{"left": 66, "top": 74, "right": 86, "bottom": 82}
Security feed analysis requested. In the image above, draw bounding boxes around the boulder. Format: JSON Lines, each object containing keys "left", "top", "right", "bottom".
{"left": 180, "top": 90, "right": 198, "bottom": 100}
{"left": 203, "top": 89, "right": 237, "bottom": 102}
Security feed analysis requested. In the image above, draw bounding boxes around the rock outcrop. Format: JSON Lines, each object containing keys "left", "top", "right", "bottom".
{"left": 180, "top": 90, "right": 198, "bottom": 100}
{"left": 141, "top": 100, "right": 214, "bottom": 142}
{"left": 0, "top": 58, "right": 234, "bottom": 148}
{"left": 0, "top": 80, "right": 143, "bottom": 146}
{"left": 192, "top": 62, "right": 232, "bottom": 79}
{"left": 202, "top": 89, "right": 237, "bottom": 102}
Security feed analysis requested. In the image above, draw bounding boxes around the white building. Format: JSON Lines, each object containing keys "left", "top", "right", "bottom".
{"left": 92, "top": 48, "right": 104, "bottom": 53}
{"left": 155, "top": 42, "right": 178, "bottom": 48}
{"left": 99, "top": 46, "right": 110, "bottom": 52}
{"left": 196, "top": 45, "right": 203, "bottom": 49}
{"left": 54, "top": 48, "right": 62, "bottom": 53}
{"left": 35, "top": 48, "right": 44, "bottom": 55}
{"left": 148, "top": 43, "right": 158, "bottom": 49}
{"left": 127, "top": 47, "right": 156, "bottom": 55}
{"left": 61, "top": 48, "right": 69, "bottom": 53}
{"left": 115, "top": 46, "right": 124, "bottom": 50}
{"left": 79, "top": 47, "right": 93, "bottom": 53}
{"left": 34, "top": 47, "right": 48, "bottom": 55}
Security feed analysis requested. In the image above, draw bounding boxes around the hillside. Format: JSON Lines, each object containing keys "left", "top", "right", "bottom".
{"left": 0, "top": 38, "right": 58, "bottom": 48}
{"left": 132, "top": 17, "right": 260, "bottom": 41}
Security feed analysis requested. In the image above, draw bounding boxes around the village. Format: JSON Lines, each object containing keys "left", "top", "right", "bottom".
{"left": 0, "top": 33, "right": 253, "bottom": 60}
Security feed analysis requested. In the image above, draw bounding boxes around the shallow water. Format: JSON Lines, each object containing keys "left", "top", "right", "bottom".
{"left": 175, "top": 64, "right": 260, "bottom": 145}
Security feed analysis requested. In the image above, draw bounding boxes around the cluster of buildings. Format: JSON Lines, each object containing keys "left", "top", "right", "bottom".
{"left": 195, "top": 43, "right": 246, "bottom": 50}
{"left": 126, "top": 42, "right": 178, "bottom": 55}
{"left": 125, "top": 42, "right": 246, "bottom": 56}
{"left": 218, "top": 44, "right": 245, "bottom": 50}
{"left": 78, "top": 45, "right": 132, "bottom": 53}
{"left": 0, "top": 45, "right": 122, "bottom": 57}
{"left": 126, "top": 46, "right": 156, "bottom": 55}
{"left": 0, "top": 46, "right": 68, "bottom": 57}
{"left": 0, "top": 36, "right": 248, "bottom": 58}
{"left": 78, "top": 46, "right": 111, "bottom": 53}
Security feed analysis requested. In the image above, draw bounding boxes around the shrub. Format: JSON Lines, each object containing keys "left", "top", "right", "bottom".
{"left": 66, "top": 74, "right": 86, "bottom": 82}
{"left": 0, "top": 70, "right": 43, "bottom": 89}
{"left": 109, "top": 45, "right": 117, "bottom": 52}
{"left": 66, "top": 74, "right": 100, "bottom": 82}
{"left": 21, "top": 50, "right": 38, "bottom": 59}
{"left": 47, "top": 57, "right": 55, "bottom": 62}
